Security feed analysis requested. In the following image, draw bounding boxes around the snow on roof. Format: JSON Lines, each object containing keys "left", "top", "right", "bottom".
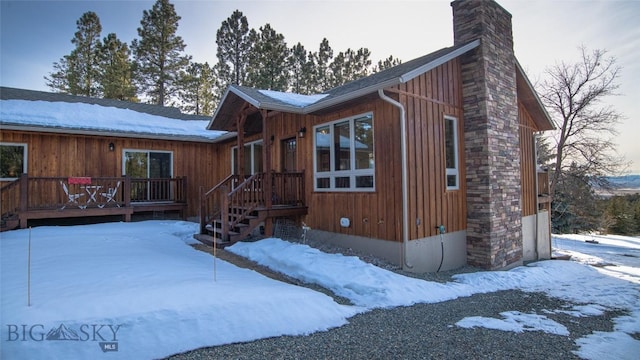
{"left": 0, "top": 99, "right": 226, "bottom": 141}
{"left": 258, "top": 89, "right": 328, "bottom": 108}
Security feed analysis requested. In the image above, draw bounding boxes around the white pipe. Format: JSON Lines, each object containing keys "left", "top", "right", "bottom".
{"left": 378, "top": 89, "right": 412, "bottom": 269}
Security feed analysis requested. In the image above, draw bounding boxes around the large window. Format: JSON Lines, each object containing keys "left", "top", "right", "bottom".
{"left": 231, "top": 140, "right": 263, "bottom": 175}
{"left": 0, "top": 143, "right": 27, "bottom": 180}
{"left": 444, "top": 116, "right": 459, "bottom": 190}
{"left": 314, "top": 113, "right": 374, "bottom": 191}
{"left": 123, "top": 150, "right": 173, "bottom": 202}
{"left": 124, "top": 150, "right": 173, "bottom": 178}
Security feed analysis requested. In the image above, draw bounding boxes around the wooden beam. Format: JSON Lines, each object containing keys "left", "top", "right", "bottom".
{"left": 261, "top": 109, "right": 274, "bottom": 236}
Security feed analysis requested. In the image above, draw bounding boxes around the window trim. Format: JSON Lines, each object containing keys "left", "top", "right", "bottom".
{"left": 122, "top": 149, "right": 174, "bottom": 178}
{"left": 444, "top": 115, "right": 460, "bottom": 190}
{"left": 231, "top": 140, "right": 263, "bottom": 175}
{"left": 0, "top": 142, "right": 28, "bottom": 180}
{"left": 313, "top": 112, "right": 375, "bottom": 192}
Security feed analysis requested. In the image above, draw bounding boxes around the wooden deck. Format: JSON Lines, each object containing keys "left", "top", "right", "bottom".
{"left": 1, "top": 174, "right": 187, "bottom": 230}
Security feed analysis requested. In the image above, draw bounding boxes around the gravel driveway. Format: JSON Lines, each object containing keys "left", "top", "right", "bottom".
{"left": 166, "top": 242, "right": 622, "bottom": 360}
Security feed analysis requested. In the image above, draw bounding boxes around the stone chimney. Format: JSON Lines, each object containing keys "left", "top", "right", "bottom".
{"left": 451, "top": 0, "right": 522, "bottom": 270}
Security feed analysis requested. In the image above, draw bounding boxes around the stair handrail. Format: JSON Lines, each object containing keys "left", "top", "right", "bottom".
{"left": 226, "top": 172, "right": 265, "bottom": 228}
{"left": 199, "top": 174, "right": 238, "bottom": 234}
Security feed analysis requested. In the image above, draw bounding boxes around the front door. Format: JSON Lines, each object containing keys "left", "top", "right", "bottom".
{"left": 280, "top": 138, "right": 297, "bottom": 205}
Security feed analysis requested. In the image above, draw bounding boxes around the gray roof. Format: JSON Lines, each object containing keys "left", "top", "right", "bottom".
{"left": 0, "top": 86, "right": 210, "bottom": 121}
{"left": 209, "top": 40, "right": 480, "bottom": 130}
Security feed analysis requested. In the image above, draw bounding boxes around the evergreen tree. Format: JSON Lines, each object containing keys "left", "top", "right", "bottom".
{"left": 45, "top": 58, "right": 72, "bottom": 93}
{"left": 329, "top": 47, "right": 372, "bottom": 87}
{"left": 288, "top": 42, "right": 315, "bottom": 94}
{"left": 131, "top": 0, "right": 190, "bottom": 106}
{"left": 605, "top": 196, "right": 634, "bottom": 235}
{"left": 100, "top": 33, "right": 137, "bottom": 101}
{"left": 314, "top": 38, "right": 333, "bottom": 92}
{"left": 374, "top": 55, "right": 402, "bottom": 73}
{"left": 178, "top": 62, "right": 215, "bottom": 115}
{"left": 45, "top": 11, "right": 103, "bottom": 97}
{"left": 246, "top": 24, "right": 289, "bottom": 91}
{"left": 215, "top": 10, "right": 251, "bottom": 88}
{"left": 551, "top": 163, "right": 603, "bottom": 233}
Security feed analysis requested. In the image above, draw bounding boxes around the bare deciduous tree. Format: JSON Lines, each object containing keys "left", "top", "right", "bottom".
{"left": 539, "top": 47, "right": 627, "bottom": 196}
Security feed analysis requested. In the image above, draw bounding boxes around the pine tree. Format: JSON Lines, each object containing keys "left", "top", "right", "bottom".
{"left": 246, "top": 24, "right": 289, "bottom": 91}
{"left": 288, "top": 42, "right": 315, "bottom": 94}
{"left": 45, "top": 11, "right": 103, "bottom": 97}
{"left": 314, "top": 38, "right": 333, "bottom": 92}
{"left": 131, "top": 0, "right": 190, "bottom": 106}
{"left": 101, "top": 33, "right": 137, "bottom": 101}
{"left": 373, "top": 55, "right": 402, "bottom": 73}
{"left": 178, "top": 62, "right": 215, "bottom": 115}
{"left": 605, "top": 196, "right": 634, "bottom": 235}
{"left": 215, "top": 10, "right": 251, "bottom": 88}
{"left": 329, "top": 47, "right": 372, "bottom": 87}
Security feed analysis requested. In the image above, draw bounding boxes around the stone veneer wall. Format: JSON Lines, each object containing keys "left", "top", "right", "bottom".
{"left": 451, "top": 0, "right": 523, "bottom": 269}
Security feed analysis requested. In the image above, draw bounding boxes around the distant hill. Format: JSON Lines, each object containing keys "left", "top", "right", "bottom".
{"left": 606, "top": 175, "right": 640, "bottom": 190}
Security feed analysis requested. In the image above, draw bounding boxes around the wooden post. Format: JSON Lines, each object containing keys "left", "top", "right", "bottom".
{"left": 261, "top": 110, "right": 274, "bottom": 237}
{"left": 237, "top": 114, "right": 246, "bottom": 180}
{"left": 19, "top": 173, "right": 28, "bottom": 229}
{"left": 199, "top": 185, "right": 205, "bottom": 234}
{"left": 180, "top": 176, "right": 187, "bottom": 219}
{"left": 27, "top": 226, "right": 31, "bottom": 306}
{"left": 123, "top": 175, "right": 131, "bottom": 222}
{"left": 221, "top": 185, "right": 229, "bottom": 241}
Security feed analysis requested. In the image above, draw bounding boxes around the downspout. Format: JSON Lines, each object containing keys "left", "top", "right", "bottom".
{"left": 378, "top": 89, "right": 413, "bottom": 269}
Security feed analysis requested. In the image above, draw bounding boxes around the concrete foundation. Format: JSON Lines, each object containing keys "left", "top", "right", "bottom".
{"left": 306, "top": 229, "right": 467, "bottom": 273}
{"left": 522, "top": 211, "right": 551, "bottom": 262}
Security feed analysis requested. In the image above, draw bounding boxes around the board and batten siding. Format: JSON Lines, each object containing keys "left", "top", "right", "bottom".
{"left": 0, "top": 130, "right": 220, "bottom": 218}
{"left": 245, "top": 58, "right": 467, "bottom": 243}
{"left": 391, "top": 58, "right": 467, "bottom": 241}
{"left": 519, "top": 103, "right": 540, "bottom": 217}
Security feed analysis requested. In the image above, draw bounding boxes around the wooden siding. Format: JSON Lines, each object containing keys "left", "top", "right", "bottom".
{"left": 391, "top": 58, "right": 467, "bottom": 240}
{"left": 519, "top": 103, "right": 539, "bottom": 217}
{"left": 0, "top": 130, "right": 220, "bottom": 218}
{"left": 214, "top": 58, "right": 468, "bottom": 243}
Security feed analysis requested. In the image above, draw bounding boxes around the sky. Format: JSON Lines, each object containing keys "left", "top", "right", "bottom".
{"left": 1, "top": 0, "right": 639, "bottom": 172}
{"left": 1, "top": 220, "right": 638, "bottom": 358}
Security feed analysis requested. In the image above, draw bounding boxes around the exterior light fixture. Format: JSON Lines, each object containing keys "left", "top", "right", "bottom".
{"left": 298, "top": 127, "right": 307, "bottom": 138}
{"left": 108, "top": 142, "right": 115, "bottom": 151}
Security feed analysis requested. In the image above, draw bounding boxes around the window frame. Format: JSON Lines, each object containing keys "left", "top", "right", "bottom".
{"left": 231, "top": 140, "right": 264, "bottom": 175}
{"left": 313, "top": 112, "right": 375, "bottom": 192}
{"left": 122, "top": 149, "right": 174, "bottom": 178}
{"left": 444, "top": 115, "right": 460, "bottom": 190}
{"left": 0, "top": 142, "right": 28, "bottom": 180}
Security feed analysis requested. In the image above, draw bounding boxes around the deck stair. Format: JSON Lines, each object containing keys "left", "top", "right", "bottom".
{"left": 196, "top": 172, "right": 307, "bottom": 247}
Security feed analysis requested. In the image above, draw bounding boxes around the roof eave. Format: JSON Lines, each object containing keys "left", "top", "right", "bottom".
{"left": 515, "top": 59, "right": 556, "bottom": 131}
{"left": 1, "top": 123, "right": 223, "bottom": 143}
{"left": 305, "top": 40, "right": 481, "bottom": 114}
{"left": 399, "top": 39, "right": 480, "bottom": 83}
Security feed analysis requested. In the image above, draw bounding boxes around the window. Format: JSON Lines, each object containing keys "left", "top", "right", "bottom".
{"left": 123, "top": 150, "right": 173, "bottom": 178}
{"left": 231, "top": 140, "right": 263, "bottom": 175}
{"left": 123, "top": 150, "right": 173, "bottom": 202}
{"left": 314, "top": 113, "right": 374, "bottom": 191}
{"left": 0, "top": 143, "right": 27, "bottom": 180}
{"left": 444, "top": 116, "right": 459, "bottom": 190}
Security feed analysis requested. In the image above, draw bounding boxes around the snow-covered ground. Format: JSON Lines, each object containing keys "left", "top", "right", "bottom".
{"left": 1, "top": 221, "right": 638, "bottom": 359}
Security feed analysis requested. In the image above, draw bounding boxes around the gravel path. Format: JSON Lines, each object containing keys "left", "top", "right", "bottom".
{"left": 166, "top": 241, "right": 623, "bottom": 360}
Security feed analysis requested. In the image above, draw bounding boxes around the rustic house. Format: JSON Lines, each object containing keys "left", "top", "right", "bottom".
{"left": 1, "top": 0, "right": 553, "bottom": 272}
{"left": 201, "top": 0, "right": 554, "bottom": 271}
{"left": 0, "top": 86, "right": 232, "bottom": 228}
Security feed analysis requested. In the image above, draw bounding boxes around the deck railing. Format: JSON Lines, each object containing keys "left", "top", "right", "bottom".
{"left": 198, "top": 171, "right": 306, "bottom": 236}
{"left": 1, "top": 174, "right": 186, "bottom": 214}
